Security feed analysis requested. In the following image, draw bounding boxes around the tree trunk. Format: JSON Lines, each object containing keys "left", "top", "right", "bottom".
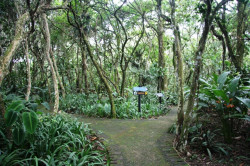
{"left": 156, "top": 0, "right": 166, "bottom": 92}
{"left": 211, "top": 25, "right": 226, "bottom": 71}
{"left": 120, "top": 68, "right": 127, "bottom": 97}
{"left": 0, "top": 93, "right": 5, "bottom": 119}
{"left": 115, "top": 36, "right": 121, "bottom": 95}
{"left": 76, "top": 47, "right": 80, "bottom": 92}
{"left": 51, "top": 49, "right": 66, "bottom": 98}
{"left": 82, "top": 31, "right": 116, "bottom": 118}
{"left": 0, "top": 12, "right": 29, "bottom": 85}
{"left": 114, "top": 63, "right": 120, "bottom": 95}
{"left": 170, "top": 0, "right": 184, "bottom": 147}
{"left": 216, "top": 3, "right": 243, "bottom": 72}
{"left": 42, "top": 13, "right": 59, "bottom": 113}
{"left": 178, "top": 0, "right": 230, "bottom": 152}
{"left": 236, "top": 0, "right": 247, "bottom": 70}
{"left": 88, "top": 68, "right": 100, "bottom": 100}
{"left": 81, "top": 46, "right": 89, "bottom": 94}
{"left": 25, "top": 39, "right": 31, "bottom": 101}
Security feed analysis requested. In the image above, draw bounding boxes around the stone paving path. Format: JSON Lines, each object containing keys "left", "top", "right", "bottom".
{"left": 75, "top": 106, "right": 188, "bottom": 166}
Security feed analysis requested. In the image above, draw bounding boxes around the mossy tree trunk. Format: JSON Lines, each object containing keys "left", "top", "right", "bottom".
{"left": 81, "top": 46, "right": 89, "bottom": 94}
{"left": 177, "top": 0, "right": 230, "bottom": 152}
{"left": 216, "top": 0, "right": 247, "bottom": 73}
{"left": 0, "top": 12, "right": 29, "bottom": 85}
{"left": 51, "top": 48, "right": 66, "bottom": 98}
{"left": 66, "top": 2, "right": 89, "bottom": 94}
{"left": 236, "top": 0, "right": 247, "bottom": 70}
{"left": 42, "top": 13, "right": 59, "bottom": 113}
{"left": 156, "top": 0, "right": 166, "bottom": 92}
{"left": 25, "top": 39, "right": 31, "bottom": 101}
{"left": 82, "top": 30, "right": 116, "bottom": 118}
{"left": 211, "top": 25, "right": 226, "bottom": 71}
{"left": 0, "top": 93, "right": 5, "bottom": 119}
{"left": 170, "top": 0, "right": 184, "bottom": 147}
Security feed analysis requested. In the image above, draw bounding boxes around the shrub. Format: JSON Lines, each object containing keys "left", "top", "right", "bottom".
{"left": 0, "top": 95, "right": 109, "bottom": 166}
{"left": 60, "top": 92, "right": 170, "bottom": 119}
{"left": 0, "top": 114, "right": 108, "bottom": 166}
{"left": 199, "top": 72, "right": 250, "bottom": 143}
{"left": 189, "top": 125, "right": 230, "bottom": 160}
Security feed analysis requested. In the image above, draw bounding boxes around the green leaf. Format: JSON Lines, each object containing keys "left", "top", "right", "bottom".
{"left": 224, "top": 114, "right": 244, "bottom": 119}
{"left": 207, "top": 148, "right": 212, "bottom": 160}
{"left": 236, "top": 97, "right": 250, "bottom": 108}
{"left": 22, "top": 111, "right": 38, "bottom": 134}
{"left": 198, "top": 102, "right": 208, "bottom": 107}
{"left": 217, "top": 72, "right": 230, "bottom": 89}
{"left": 5, "top": 101, "right": 24, "bottom": 118}
{"left": 239, "top": 86, "right": 250, "bottom": 90}
{"left": 13, "top": 127, "right": 25, "bottom": 145}
{"left": 229, "top": 77, "right": 240, "bottom": 95}
{"left": 199, "top": 78, "right": 211, "bottom": 87}
{"left": 212, "top": 89, "right": 229, "bottom": 103}
{"left": 201, "top": 88, "right": 217, "bottom": 100}
{"left": 41, "top": 102, "right": 50, "bottom": 110}
{"left": 241, "top": 115, "right": 250, "bottom": 121}
{"left": 212, "top": 73, "right": 218, "bottom": 84}
{"left": 7, "top": 100, "right": 24, "bottom": 112}
{"left": 217, "top": 146, "right": 228, "bottom": 156}
{"left": 5, "top": 110, "right": 18, "bottom": 126}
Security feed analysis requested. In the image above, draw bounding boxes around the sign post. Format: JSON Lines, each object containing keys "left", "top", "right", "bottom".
{"left": 138, "top": 95, "right": 141, "bottom": 112}
{"left": 133, "top": 87, "right": 148, "bottom": 113}
{"left": 156, "top": 93, "right": 164, "bottom": 111}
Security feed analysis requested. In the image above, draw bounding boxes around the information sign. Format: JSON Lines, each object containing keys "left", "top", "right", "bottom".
{"left": 133, "top": 87, "right": 148, "bottom": 113}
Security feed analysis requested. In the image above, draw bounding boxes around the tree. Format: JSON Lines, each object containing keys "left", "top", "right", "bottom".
{"left": 0, "top": 12, "right": 29, "bottom": 85}
{"left": 236, "top": 0, "right": 248, "bottom": 71}
{"left": 156, "top": 0, "right": 167, "bottom": 92}
{"left": 216, "top": 0, "right": 248, "bottom": 72}
{"left": 81, "top": 29, "right": 117, "bottom": 118}
{"left": 25, "top": 39, "right": 31, "bottom": 101}
{"left": 169, "top": 0, "right": 184, "bottom": 147}
{"left": 113, "top": 0, "right": 145, "bottom": 96}
{"left": 41, "top": 13, "right": 59, "bottom": 113}
{"left": 66, "top": 0, "right": 89, "bottom": 94}
{"left": 177, "top": 0, "right": 230, "bottom": 152}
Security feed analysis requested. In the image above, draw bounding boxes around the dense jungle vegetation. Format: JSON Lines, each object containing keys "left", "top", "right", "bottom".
{"left": 0, "top": 0, "right": 249, "bottom": 165}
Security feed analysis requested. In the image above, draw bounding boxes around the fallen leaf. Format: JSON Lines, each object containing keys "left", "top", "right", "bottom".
{"left": 91, "top": 136, "right": 97, "bottom": 141}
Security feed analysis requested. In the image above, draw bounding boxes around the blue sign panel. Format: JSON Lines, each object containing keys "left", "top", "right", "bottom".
{"left": 133, "top": 87, "right": 148, "bottom": 92}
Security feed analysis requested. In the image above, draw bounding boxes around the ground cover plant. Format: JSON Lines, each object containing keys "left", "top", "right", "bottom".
{"left": 174, "top": 72, "right": 250, "bottom": 165}
{"left": 0, "top": 95, "right": 109, "bottom": 166}
{"left": 60, "top": 89, "right": 171, "bottom": 119}
{"left": 182, "top": 107, "right": 250, "bottom": 165}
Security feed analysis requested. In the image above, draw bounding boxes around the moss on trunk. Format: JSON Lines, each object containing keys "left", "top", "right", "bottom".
{"left": 0, "top": 12, "right": 29, "bottom": 85}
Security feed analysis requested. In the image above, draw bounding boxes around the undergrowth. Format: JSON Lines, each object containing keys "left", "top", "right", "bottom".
{"left": 0, "top": 94, "right": 109, "bottom": 166}
{"left": 60, "top": 91, "right": 171, "bottom": 119}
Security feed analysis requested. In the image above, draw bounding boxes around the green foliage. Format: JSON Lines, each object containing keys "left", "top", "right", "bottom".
{"left": 189, "top": 124, "right": 230, "bottom": 160}
{"left": 5, "top": 110, "right": 18, "bottom": 126}
{"left": 22, "top": 111, "right": 38, "bottom": 134}
{"left": 3, "top": 98, "right": 39, "bottom": 144}
{"left": 167, "top": 123, "right": 177, "bottom": 134}
{"left": 199, "top": 72, "right": 250, "bottom": 143}
{"left": 41, "top": 102, "right": 51, "bottom": 110}
{"left": 13, "top": 127, "right": 25, "bottom": 146}
{"left": 60, "top": 92, "right": 170, "bottom": 119}
{"left": 0, "top": 114, "right": 108, "bottom": 166}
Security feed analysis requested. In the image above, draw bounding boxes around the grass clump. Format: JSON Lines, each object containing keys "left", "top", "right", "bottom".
{"left": 0, "top": 113, "right": 109, "bottom": 166}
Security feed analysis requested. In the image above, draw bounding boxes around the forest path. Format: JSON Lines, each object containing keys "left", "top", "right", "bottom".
{"left": 75, "top": 106, "right": 187, "bottom": 166}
